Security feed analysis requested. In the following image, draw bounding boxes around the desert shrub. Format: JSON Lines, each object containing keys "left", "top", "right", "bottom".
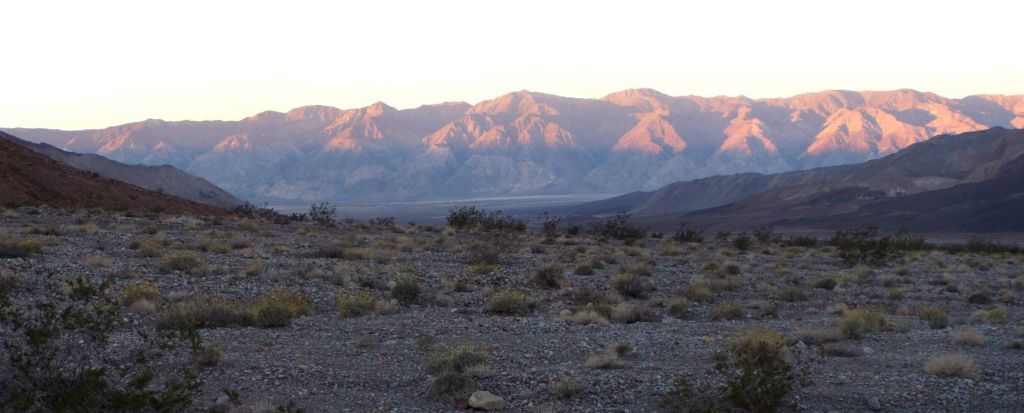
{"left": 830, "top": 227, "right": 901, "bottom": 266}
{"left": 486, "top": 290, "right": 537, "bottom": 315}
{"left": 550, "top": 377, "right": 581, "bottom": 398}
{"left": 663, "top": 328, "right": 807, "bottom": 413}
{"left": 777, "top": 286, "right": 806, "bottom": 302}
{"left": 620, "top": 262, "right": 653, "bottom": 276}
{"left": 539, "top": 212, "right": 561, "bottom": 238}
{"left": 426, "top": 345, "right": 487, "bottom": 397}
{"left": 0, "top": 237, "right": 42, "bottom": 258}
{"left": 923, "top": 354, "right": 979, "bottom": 379}
{"left": 781, "top": 235, "right": 818, "bottom": 247}
{"left": 811, "top": 276, "right": 837, "bottom": 290}
{"left": 158, "top": 251, "right": 204, "bottom": 273}
{"left": 391, "top": 277, "right": 421, "bottom": 304}
{"left": 667, "top": 298, "right": 692, "bottom": 319}
{"left": 885, "top": 287, "right": 906, "bottom": 300}
{"left": 953, "top": 329, "right": 986, "bottom": 347}
{"left": 967, "top": 292, "right": 992, "bottom": 305}
{"left": 593, "top": 214, "right": 647, "bottom": 243}
{"left": 918, "top": 307, "right": 949, "bottom": 329}
{"left": 712, "top": 300, "right": 745, "bottom": 320}
{"left": 532, "top": 263, "right": 564, "bottom": 289}
{"left": 0, "top": 267, "right": 19, "bottom": 293}
{"left": 253, "top": 302, "right": 290, "bottom": 328}
{"left": 157, "top": 289, "right": 311, "bottom": 330}
{"left": 672, "top": 224, "right": 704, "bottom": 243}
{"left": 120, "top": 281, "right": 161, "bottom": 306}
{"left": 610, "top": 302, "right": 659, "bottom": 323}
{"left": 468, "top": 263, "right": 497, "bottom": 275}
{"left": 753, "top": 225, "right": 775, "bottom": 244}
{"left": 135, "top": 238, "right": 163, "bottom": 258}
{"left": 732, "top": 233, "right": 752, "bottom": 251}
{"left": 610, "top": 272, "right": 650, "bottom": 299}
{"left": 308, "top": 201, "right": 337, "bottom": 226}
{"left": 337, "top": 292, "right": 376, "bottom": 317}
{"left": 191, "top": 345, "right": 223, "bottom": 368}
{"left": 838, "top": 307, "right": 888, "bottom": 339}
{"left": 0, "top": 278, "right": 199, "bottom": 411}
{"left": 573, "top": 263, "right": 595, "bottom": 275}
{"left": 446, "top": 206, "right": 525, "bottom": 232}
{"left": 686, "top": 285, "right": 716, "bottom": 303}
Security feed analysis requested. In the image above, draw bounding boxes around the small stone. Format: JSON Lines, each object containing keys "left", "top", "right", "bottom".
{"left": 862, "top": 346, "right": 874, "bottom": 354}
{"left": 867, "top": 396, "right": 882, "bottom": 411}
{"left": 468, "top": 390, "right": 507, "bottom": 411}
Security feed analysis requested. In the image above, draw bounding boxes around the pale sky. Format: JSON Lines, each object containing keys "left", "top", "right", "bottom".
{"left": 3, "top": 0, "right": 1022, "bottom": 130}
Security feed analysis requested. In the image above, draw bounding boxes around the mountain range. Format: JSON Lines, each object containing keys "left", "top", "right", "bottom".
{"left": 565, "top": 127, "right": 1024, "bottom": 232}
{"left": 0, "top": 130, "right": 224, "bottom": 214}
{"left": 6, "top": 89, "right": 1024, "bottom": 203}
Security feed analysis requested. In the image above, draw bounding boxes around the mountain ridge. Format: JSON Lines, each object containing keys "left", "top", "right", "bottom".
{"left": 6, "top": 89, "right": 1023, "bottom": 202}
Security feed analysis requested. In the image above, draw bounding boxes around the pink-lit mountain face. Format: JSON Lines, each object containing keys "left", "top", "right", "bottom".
{"left": 7, "top": 89, "right": 1023, "bottom": 202}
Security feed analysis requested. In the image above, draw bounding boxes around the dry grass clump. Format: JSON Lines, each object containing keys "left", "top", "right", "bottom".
{"left": 532, "top": 263, "right": 564, "bottom": 289}
{"left": 686, "top": 284, "right": 716, "bottom": 303}
{"left": 558, "top": 308, "right": 609, "bottom": 325}
{"left": 486, "top": 290, "right": 537, "bottom": 315}
{"left": 156, "top": 289, "right": 313, "bottom": 330}
{"left": 120, "top": 281, "right": 161, "bottom": 306}
{"left": 711, "top": 300, "right": 745, "bottom": 321}
{"left": 610, "top": 272, "right": 650, "bottom": 299}
{"left": 791, "top": 326, "right": 842, "bottom": 345}
{"left": 838, "top": 307, "right": 888, "bottom": 339}
{"left": 426, "top": 345, "right": 488, "bottom": 397}
{"left": 83, "top": 255, "right": 114, "bottom": 268}
{"left": 550, "top": 376, "right": 582, "bottom": 398}
{"left": 776, "top": 286, "right": 806, "bottom": 302}
{"left": 0, "top": 267, "right": 19, "bottom": 293}
{"left": 157, "top": 251, "right": 204, "bottom": 273}
{"left": 468, "top": 263, "right": 497, "bottom": 275}
{"left": 822, "top": 342, "right": 862, "bottom": 357}
{"left": 923, "top": 354, "right": 979, "bottom": 379}
{"left": 585, "top": 343, "right": 632, "bottom": 369}
{"left": 973, "top": 306, "right": 1008, "bottom": 324}
{"left": 610, "top": 302, "right": 659, "bottom": 324}
{"left": 0, "top": 237, "right": 43, "bottom": 258}
{"left": 952, "top": 329, "right": 986, "bottom": 347}
{"left": 337, "top": 292, "right": 375, "bottom": 317}
{"left": 191, "top": 345, "right": 223, "bottom": 368}
{"left": 132, "top": 238, "right": 163, "bottom": 258}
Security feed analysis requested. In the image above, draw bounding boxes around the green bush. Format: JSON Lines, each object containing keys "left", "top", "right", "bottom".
{"left": 919, "top": 307, "right": 949, "bottom": 329}
{"left": 838, "top": 307, "right": 888, "bottom": 339}
{"left": 0, "top": 278, "right": 199, "bottom": 411}
{"left": 391, "top": 277, "right": 421, "bottom": 304}
{"left": 830, "top": 227, "right": 902, "bottom": 266}
{"left": 662, "top": 328, "right": 807, "bottom": 412}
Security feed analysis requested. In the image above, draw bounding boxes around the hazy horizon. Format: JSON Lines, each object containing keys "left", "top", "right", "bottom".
{"left": 4, "top": 0, "right": 1024, "bottom": 130}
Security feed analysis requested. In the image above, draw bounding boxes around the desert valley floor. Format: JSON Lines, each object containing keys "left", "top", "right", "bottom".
{"left": 1, "top": 207, "right": 1022, "bottom": 412}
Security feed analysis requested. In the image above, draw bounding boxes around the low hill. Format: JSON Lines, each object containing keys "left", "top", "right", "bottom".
{"left": 0, "top": 130, "right": 224, "bottom": 214}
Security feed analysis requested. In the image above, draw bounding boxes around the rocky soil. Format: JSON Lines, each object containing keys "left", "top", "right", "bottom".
{"left": 1, "top": 207, "right": 1022, "bottom": 412}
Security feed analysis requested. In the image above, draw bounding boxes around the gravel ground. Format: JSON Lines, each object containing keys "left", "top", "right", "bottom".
{"left": 1, "top": 207, "right": 1022, "bottom": 412}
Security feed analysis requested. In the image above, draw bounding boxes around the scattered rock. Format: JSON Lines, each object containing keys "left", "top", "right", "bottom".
{"left": 468, "top": 390, "right": 507, "bottom": 411}
{"left": 867, "top": 396, "right": 882, "bottom": 411}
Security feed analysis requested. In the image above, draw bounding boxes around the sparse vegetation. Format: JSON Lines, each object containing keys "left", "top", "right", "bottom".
{"left": 838, "top": 307, "right": 888, "bottom": 339}
{"left": 0, "top": 237, "right": 42, "bottom": 258}
{"left": 486, "top": 290, "right": 537, "bottom": 315}
{"left": 923, "top": 354, "right": 979, "bottom": 379}
{"left": 919, "top": 306, "right": 949, "bottom": 329}
{"left": 158, "top": 250, "right": 204, "bottom": 273}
